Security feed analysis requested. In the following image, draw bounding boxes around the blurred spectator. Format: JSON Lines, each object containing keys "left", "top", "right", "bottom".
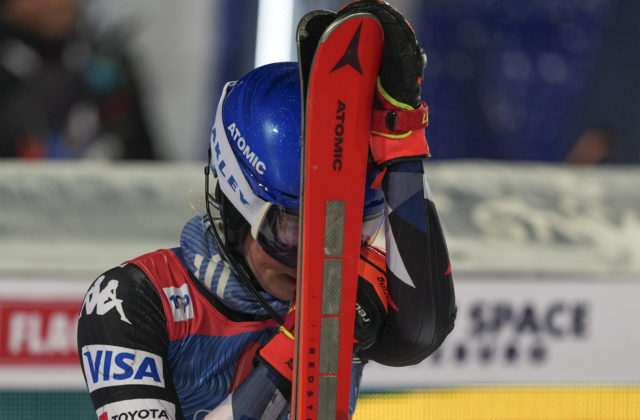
{"left": 565, "top": 124, "right": 615, "bottom": 165}
{"left": 562, "top": 0, "right": 640, "bottom": 164}
{"left": 411, "top": 0, "right": 633, "bottom": 162}
{"left": 0, "top": 0, "right": 155, "bottom": 159}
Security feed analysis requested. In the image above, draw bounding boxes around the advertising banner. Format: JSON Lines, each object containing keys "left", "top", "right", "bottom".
{"left": 0, "top": 279, "right": 86, "bottom": 389}
{"left": 2, "top": 276, "right": 640, "bottom": 390}
{"left": 362, "top": 276, "right": 640, "bottom": 389}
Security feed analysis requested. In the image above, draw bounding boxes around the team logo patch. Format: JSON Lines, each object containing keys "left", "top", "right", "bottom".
{"left": 81, "top": 345, "right": 164, "bottom": 392}
{"left": 82, "top": 276, "right": 132, "bottom": 324}
{"left": 162, "top": 284, "right": 194, "bottom": 322}
{"left": 96, "top": 399, "right": 175, "bottom": 420}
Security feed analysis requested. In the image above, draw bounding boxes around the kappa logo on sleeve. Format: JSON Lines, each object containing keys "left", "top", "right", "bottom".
{"left": 81, "top": 345, "right": 164, "bottom": 392}
{"left": 162, "top": 284, "right": 194, "bottom": 322}
{"left": 96, "top": 398, "right": 175, "bottom": 420}
{"left": 82, "top": 275, "right": 132, "bottom": 324}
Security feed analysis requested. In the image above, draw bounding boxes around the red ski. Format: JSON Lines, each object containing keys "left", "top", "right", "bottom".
{"left": 294, "top": 12, "right": 383, "bottom": 420}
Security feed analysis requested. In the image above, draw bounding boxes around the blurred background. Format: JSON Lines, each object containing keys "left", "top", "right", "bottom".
{"left": 0, "top": 0, "right": 639, "bottom": 419}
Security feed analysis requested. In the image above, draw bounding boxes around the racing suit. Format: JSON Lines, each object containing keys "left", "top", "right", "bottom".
{"left": 77, "top": 161, "right": 456, "bottom": 419}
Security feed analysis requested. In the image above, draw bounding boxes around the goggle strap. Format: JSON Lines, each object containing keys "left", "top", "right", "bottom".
{"left": 251, "top": 201, "right": 273, "bottom": 240}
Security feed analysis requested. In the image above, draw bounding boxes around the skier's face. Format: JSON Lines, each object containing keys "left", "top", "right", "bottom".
{"left": 242, "top": 234, "right": 297, "bottom": 301}
{"left": 253, "top": 206, "right": 299, "bottom": 268}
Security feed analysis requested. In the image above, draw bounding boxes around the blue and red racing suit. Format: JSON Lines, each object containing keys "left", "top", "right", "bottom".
{"left": 77, "top": 161, "right": 456, "bottom": 420}
{"left": 78, "top": 214, "right": 367, "bottom": 420}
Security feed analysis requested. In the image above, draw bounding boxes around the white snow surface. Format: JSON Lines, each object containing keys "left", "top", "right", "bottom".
{"left": 1, "top": 160, "right": 639, "bottom": 278}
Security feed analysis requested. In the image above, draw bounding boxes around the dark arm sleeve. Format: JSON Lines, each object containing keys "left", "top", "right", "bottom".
{"left": 365, "top": 160, "right": 456, "bottom": 366}
{"left": 77, "top": 264, "right": 183, "bottom": 419}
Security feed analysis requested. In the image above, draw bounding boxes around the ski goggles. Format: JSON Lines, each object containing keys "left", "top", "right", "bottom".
{"left": 250, "top": 203, "right": 384, "bottom": 268}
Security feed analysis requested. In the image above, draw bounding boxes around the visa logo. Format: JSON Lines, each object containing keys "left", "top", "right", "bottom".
{"left": 81, "top": 345, "right": 164, "bottom": 392}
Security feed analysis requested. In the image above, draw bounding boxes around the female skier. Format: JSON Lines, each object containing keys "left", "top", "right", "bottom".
{"left": 77, "top": 2, "right": 456, "bottom": 419}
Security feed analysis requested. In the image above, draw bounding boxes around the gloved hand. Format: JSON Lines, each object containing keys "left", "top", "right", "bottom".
{"left": 338, "top": 0, "right": 430, "bottom": 168}
{"left": 256, "top": 245, "right": 390, "bottom": 383}
{"left": 255, "top": 302, "right": 296, "bottom": 385}
{"left": 353, "top": 245, "right": 389, "bottom": 355}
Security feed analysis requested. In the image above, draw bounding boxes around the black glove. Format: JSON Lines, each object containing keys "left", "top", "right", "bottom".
{"left": 353, "top": 245, "right": 389, "bottom": 355}
{"left": 256, "top": 245, "right": 389, "bottom": 384}
{"left": 338, "top": 0, "right": 430, "bottom": 167}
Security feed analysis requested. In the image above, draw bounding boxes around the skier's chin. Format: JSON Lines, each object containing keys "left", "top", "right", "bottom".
{"left": 267, "top": 272, "right": 296, "bottom": 301}
{"left": 242, "top": 234, "right": 296, "bottom": 301}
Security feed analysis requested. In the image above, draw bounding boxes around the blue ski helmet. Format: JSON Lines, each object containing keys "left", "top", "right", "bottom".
{"left": 208, "top": 62, "right": 384, "bottom": 267}
{"left": 221, "top": 62, "right": 301, "bottom": 209}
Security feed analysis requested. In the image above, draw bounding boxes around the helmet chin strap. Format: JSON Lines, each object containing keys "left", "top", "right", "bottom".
{"left": 204, "top": 159, "right": 286, "bottom": 325}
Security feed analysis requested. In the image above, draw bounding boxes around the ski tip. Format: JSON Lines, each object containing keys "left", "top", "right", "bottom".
{"left": 319, "top": 11, "right": 381, "bottom": 44}
{"left": 296, "top": 10, "right": 336, "bottom": 43}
